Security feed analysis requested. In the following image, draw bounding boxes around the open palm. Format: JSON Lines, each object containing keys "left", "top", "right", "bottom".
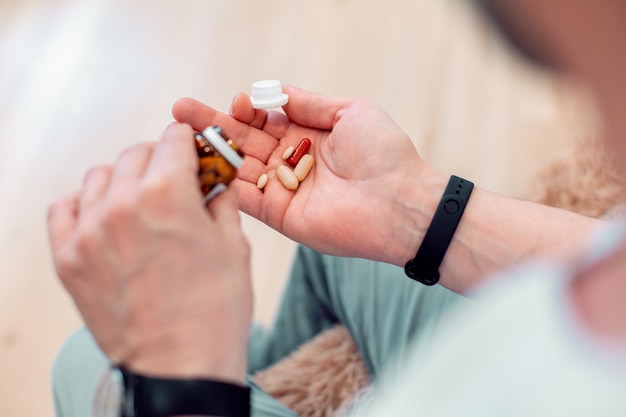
{"left": 173, "top": 85, "right": 426, "bottom": 263}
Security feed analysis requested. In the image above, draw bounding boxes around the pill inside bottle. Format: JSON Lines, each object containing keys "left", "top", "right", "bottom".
{"left": 195, "top": 126, "right": 244, "bottom": 202}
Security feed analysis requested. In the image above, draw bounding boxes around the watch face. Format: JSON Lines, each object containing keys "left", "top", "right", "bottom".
{"left": 93, "top": 367, "right": 125, "bottom": 417}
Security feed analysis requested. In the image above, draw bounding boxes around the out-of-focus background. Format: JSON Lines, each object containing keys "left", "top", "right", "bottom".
{"left": 0, "top": 0, "right": 598, "bottom": 415}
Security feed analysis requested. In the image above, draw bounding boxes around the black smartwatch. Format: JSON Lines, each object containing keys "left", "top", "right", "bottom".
{"left": 405, "top": 175, "right": 473, "bottom": 285}
{"left": 93, "top": 365, "right": 251, "bottom": 417}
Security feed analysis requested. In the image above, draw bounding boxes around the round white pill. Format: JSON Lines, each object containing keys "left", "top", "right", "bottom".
{"left": 250, "top": 80, "right": 289, "bottom": 109}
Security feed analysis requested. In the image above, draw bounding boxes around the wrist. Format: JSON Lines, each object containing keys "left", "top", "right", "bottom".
{"left": 385, "top": 162, "right": 449, "bottom": 267}
{"left": 125, "top": 353, "right": 247, "bottom": 386}
{"left": 122, "top": 327, "right": 248, "bottom": 384}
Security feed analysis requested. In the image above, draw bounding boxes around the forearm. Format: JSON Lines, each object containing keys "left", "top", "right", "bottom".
{"left": 390, "top": 167, "right": 602, "bottom": 294}
{"left": 441, "top": 187, "right": 600, "bottom": 292}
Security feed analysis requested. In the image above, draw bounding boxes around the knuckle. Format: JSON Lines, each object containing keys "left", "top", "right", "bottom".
{"left": 75, "top": 218, "right": 101, "bottom": 255}
{"left": 53, "top": 245, "right": 82, "bottom": 282}
{"left": 83, "top": 164, "right": 112, "bottom": 185}
{"left": 105, "top": 192, "right": 138, "bottom": 223}
{"left": 119, "top": 142, "right": 154, "bottom": 160}
{"left": 142, "top": 176, "right": 176, "bottom": 201}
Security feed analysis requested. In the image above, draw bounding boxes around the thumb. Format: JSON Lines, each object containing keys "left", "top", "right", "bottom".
{"left": 282, "top": 85, "right": 352, "bottom": 131}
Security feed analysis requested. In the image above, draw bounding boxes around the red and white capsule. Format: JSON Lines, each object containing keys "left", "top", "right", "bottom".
{"left": 286, "top": 138, "right": 311, "bottom": 167}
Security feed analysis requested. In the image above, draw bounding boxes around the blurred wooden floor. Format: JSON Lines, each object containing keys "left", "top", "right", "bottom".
{"left": 0, "top": 0, "right": 597, "bottom": 415}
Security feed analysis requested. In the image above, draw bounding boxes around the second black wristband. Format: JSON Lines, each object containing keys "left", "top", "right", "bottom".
{"left": 404, "top": 175, "right": 473, "bottom": 286}
{"left": 120, "top": 366, "right": 251, "bottom": 417}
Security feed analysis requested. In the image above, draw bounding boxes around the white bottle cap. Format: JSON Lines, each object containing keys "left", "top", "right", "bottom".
{"left": 249, "top": 80, "right": 289, "bottom": 109}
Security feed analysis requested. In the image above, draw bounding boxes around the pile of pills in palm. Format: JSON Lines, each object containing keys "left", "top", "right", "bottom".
{"left": 257, "top": 137, "right": 314, "bottom": 191}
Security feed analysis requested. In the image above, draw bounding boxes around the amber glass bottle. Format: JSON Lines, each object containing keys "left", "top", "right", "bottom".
{"left": 194, "top": 126, "right": 244, "bottom": 202}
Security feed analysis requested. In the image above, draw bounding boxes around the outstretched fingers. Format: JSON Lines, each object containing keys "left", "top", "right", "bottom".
{"left": 172, "top": 98, "right": 279, "bottom": 164}
{"left": 229, "top": 93, "right": 268, "bottom": 129}
{"left": 281, "top": 85, "right": 352, "bottom": 131}
{"left": 229, "top": 93, "right": 291, "bottom": 139}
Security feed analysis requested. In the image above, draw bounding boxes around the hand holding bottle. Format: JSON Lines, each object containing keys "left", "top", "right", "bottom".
{"left": 47, "top": 123, "right": 252, "bottom": 383}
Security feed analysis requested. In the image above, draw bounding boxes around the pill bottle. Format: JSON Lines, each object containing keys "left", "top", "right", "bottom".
{"left": 194, "top": 126, "right": 244, "bottom": 202}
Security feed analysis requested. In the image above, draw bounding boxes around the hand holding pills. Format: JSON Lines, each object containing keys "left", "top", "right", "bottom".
{"left": 173, "top": 84, "right": 442, "bottom": 265}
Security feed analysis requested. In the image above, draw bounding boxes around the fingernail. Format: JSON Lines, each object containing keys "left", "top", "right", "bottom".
{"left": 229, "top": 94, "right": 238, "bottom": 116}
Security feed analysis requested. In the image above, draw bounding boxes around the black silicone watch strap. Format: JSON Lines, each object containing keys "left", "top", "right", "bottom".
{"left": 120, "top": 366, "right": 250, "bottom": 417}
{"left": 404, "top": 175, "right": 473, "bottom": 285}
